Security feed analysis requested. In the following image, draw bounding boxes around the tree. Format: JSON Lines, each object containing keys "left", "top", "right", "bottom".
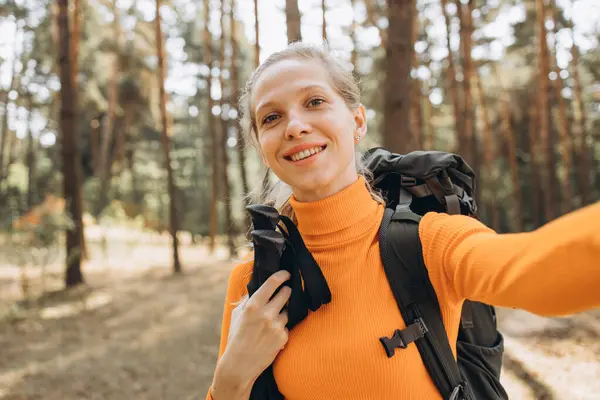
{"left": 155, "top": 0, "right": 181, "bottom": 273}
{"left": 57, "top": 0, "right": 85, "bottom": 286}
{"left": 383, "top": 0, "right": 415, "bottom": 154}
{"left": 535, "top": 0, "right": 555, "bottom": 221}
{"left": 321, "top": 0, "right": 327, "bottom": 41}
{"left": 218, "top": 0, "right": 236, "bottom": 258}
{"left": 549, "top": 0, "right": 573, "bottom": 214}
{"left": 230, "top": 0, "right": 250, "bottom": 208}
{"left": 204, "top": 0, "right": 220, "bottom": 253}
{"left": 97, "top": 0, "right": 123, "bottom": 215}
{"left": 494, "top": 66, "right": 524, "bottom": 231}
{"left": 285, "top": 0, "right": 302, "bottom": 43}
{"left": 440, "top": 0, "right": 463, "bottom": 151}
{"left": 457, "top": 0, "right": 476, "bottom": 168}
{"left": 569, "top": 16, "right": 591, "bottom": 206}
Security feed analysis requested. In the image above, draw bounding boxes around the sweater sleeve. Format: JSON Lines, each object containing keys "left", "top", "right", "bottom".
{"left": 419, "top": 201, "right": 600, "bottom": 316}
{"left": 205, "top": 260, "right": 253, "bottom": 400}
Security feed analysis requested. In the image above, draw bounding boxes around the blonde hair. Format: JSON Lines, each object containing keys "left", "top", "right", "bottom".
{"left": 239, "top": 42, "right": 383, "bottom": 223}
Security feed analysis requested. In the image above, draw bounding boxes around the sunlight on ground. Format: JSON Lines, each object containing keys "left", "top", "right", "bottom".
{"left": 40, "top": 292, "right": 113, "bottom": 320}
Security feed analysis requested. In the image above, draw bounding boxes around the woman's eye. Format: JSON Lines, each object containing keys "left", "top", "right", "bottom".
{"left": 262, "top": 114, "right": 279, "bottom": 125}
{"left": 308, "top": 98, "right": 325, "bottom": 107}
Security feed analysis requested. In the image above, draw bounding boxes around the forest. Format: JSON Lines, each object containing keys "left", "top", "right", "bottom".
{"left": 0, "top": 0, "right": 599, "bottom": 399}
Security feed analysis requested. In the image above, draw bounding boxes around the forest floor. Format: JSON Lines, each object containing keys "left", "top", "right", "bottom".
{"left": 0, "top": 240, "right": 599, "bottom": 400}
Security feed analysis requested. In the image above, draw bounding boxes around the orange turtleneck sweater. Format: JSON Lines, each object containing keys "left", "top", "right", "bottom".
{"left": 207, "top": 176, "right": 600, "bottom": 400}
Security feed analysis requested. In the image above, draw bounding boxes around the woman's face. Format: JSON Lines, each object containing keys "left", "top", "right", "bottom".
{"left": 251, "top": 58, "right": 367, "bottom": 202}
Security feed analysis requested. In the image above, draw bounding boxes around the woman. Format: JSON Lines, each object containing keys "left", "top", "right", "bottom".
{"left": 206, "top": 42, "right": 600, "bottom": 400}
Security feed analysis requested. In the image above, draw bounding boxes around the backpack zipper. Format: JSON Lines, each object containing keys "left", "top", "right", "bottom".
{"left": 413, "top": 306, "right": 470, "bottom": 400}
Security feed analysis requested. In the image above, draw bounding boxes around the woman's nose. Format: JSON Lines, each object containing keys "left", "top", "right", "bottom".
{"left": 285, "top": 113, "right": 312, "bottom": 140}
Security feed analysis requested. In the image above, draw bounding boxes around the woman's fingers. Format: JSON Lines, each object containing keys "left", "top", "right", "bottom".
{"left": 264, "top": 285, "right": 292, "bottom": 318}
{"left": 248, "top": 270, "right": 291, "bottom": 309}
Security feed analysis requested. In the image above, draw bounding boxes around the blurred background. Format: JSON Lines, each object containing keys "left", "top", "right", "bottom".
{"left": 0, "top": 0, "right": 599, "bottom": 399}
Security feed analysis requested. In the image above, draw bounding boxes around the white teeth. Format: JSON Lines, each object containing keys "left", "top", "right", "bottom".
{"left": 290, "top": 146, "right": 324, "bottom": 161}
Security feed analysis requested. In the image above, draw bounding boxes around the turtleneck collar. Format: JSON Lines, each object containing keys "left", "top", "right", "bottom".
{"left": 289, "top": 176, "right": 382, "bottom": 247}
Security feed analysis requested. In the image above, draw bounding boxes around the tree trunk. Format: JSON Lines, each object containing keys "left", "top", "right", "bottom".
{"left": 91, "top": 118, "right": 100, "bottom": 176}
{"left": 411, "top": 4, "right": 422, "bottom": 149}
{"left": 285, "top": 0, "right": 302, "bottom": 43}
{"left": 529, "top": 98, "right": 542, "bottom": 228}
{"left": 422, "top": 89, "right": 434, "bottom": 150}
{"left": 494, "top": 66, "right": 524, "bottom": 232}
{"left": 254, "top": 0, "right": 260, "bottom": 67}
{"left": 349, "top": 0, "right": 358, "bottom": 74}
{"left": 97, "top": 0, "right": 123, "bottom": 215}
{"left": 549, "top": 0, "right": 573, "bottom": 214}
{"left": 535, "top": 0, "right": 555, "bottom": 222}
{"left": 230, "top": 0, "right": 250, "bottom": 209}
{"left": 204, "top": 0, "right": 219, "bottom": 254}
{"left": 57, "top": 0, "right": 84, "bottom": 287}
{"left": 126, "top": 141, "right": 141, "bottom": 206}
{"left": 219, "top": 0, "right": 236, "bottom": 258}
{"left": 457, "top": 0, "right": 476, "bottom": 167}
{"left": 440, "top": 0, "right": 463, "bottom": 152}
{"left": 25, "top": 95, "right": 36, "bottom": 209}
{"left": 71, "top": 0, "right": 80, "bottom": 88}
{"left": 474, "top": 71, "right": 499, "bottom": 230}
{"left": 569, "top": 20, "right": 591, "bottom": 207}
{"left": 383, "top": 0, "right": 415, "bottom": 154}
{"left": 0, "top": 29, "right": 20, "bottom": 184}
{"left": 321, "top": 0, "right": 327, "bottom": 41}
{"left": 155, "top": 0, "right": 181, "bottom": 273}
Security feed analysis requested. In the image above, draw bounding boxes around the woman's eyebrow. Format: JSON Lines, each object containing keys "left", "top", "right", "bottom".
{"left": 296, "top": 84, "right": 329, "bottom": 95}
{"left": 255, "top": 101, "right": 276, "bottom": 118}
{"left": 255, "top": 84, "right": 329, "bottom": 117}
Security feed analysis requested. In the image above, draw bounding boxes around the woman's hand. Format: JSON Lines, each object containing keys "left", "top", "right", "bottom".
{"left": 211, "top": 270, "right": 292, "bottom": 399}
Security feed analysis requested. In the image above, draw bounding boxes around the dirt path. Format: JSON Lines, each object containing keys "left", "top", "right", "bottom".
{"left": 1, "top": 247, "right": 599, "bottom": 399}
{"left": 0, "top": 244, "right": 237, "bottom": 400}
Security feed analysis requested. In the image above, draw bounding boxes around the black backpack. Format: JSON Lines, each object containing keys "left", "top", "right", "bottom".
{"left": 244, "top": 147, "right": 508, "bottom": 400}
{"left": 364, "top": 147, "right": 508, "bottom": 400}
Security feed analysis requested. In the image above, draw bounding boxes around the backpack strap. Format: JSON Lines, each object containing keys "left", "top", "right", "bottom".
{"left": 379, "top": 199, "right": 473, "bottom": 400}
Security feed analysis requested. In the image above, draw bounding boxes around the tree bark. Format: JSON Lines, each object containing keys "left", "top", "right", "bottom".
{"left": 494, "top": 66, "right": 524, "bottom": 232}
{"left": 71, "top": 0, "right": 80, "bottom": 87}
{"left": 440, "top": 0, "right": 463, "bottom": 152}
{"left": 569, "top": 19, "right": 591, "bottom": 206}
{"left": 529, "top": 97, "right": 542, "bottom": 228}
{"left": 230, "top": 0, "right": 250, "bottom": 207}
{"left": 25, "top": 95, "right": 36, "bottom": 209}
{"left": 285, "top": 0, "right": 302, "bottom": 43}
{"left": 411, "top": 3, "right": 422, "bottom": 149}
{"left": 474, "top": 71, "right": 499, "bottom": 230}
{"left": 254, "top": 0, "right": 260, "bottom": 67}
{"left": 155, "top": 0, "right": 181, "bottom": 273}
{"left": 57, "top": 0, "right": 85, "bottom": 287}
{"left": 204, "top": 0, "right": 219, "bottom": 254}
{"left": 535, "top": 0, "right": 555, "bottom": 222}
{"left": 549, "top": 0, "right": 573, "bottom": 214}
{"left": 349, "top": 0, "right": 358, "bottom": 74}
{"left": 321, "top": 0, "right": 327, "bottom": 41}
{"left": 457, "top": 0, "right": 476, "bottom": 168}
{"left": 219, "top": 0, "right": 236, "bottom": 258}
{"left": 383, "top": 0, "right": 415, "bottom": 154}
{"left": 0, "top": 29, "right": 20, "bottom": 184}
{"left": 97, "top": 0, "right": 123, "bottom": 215}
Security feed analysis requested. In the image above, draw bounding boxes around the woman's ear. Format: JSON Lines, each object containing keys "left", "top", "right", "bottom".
{"left": 354, "top": 104, "right": 367, "bottom": 141}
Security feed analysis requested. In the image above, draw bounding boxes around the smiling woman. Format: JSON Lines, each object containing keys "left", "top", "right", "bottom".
{"left": 206, "top": 42, "right": 600, "bottom": 400}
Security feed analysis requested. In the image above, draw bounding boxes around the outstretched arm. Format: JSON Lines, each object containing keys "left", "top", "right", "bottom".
{"left": 420, "top": 202, "right": 600, "bottom": 316}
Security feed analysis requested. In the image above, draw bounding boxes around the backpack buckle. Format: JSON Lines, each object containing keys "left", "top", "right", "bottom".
{"left": 400, "top": 176, "right": 417, "bottom": 187}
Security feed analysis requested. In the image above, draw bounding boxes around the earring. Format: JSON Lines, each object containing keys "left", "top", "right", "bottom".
{"left": 355, "top": 135, "right": 361, "bottom": 141}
